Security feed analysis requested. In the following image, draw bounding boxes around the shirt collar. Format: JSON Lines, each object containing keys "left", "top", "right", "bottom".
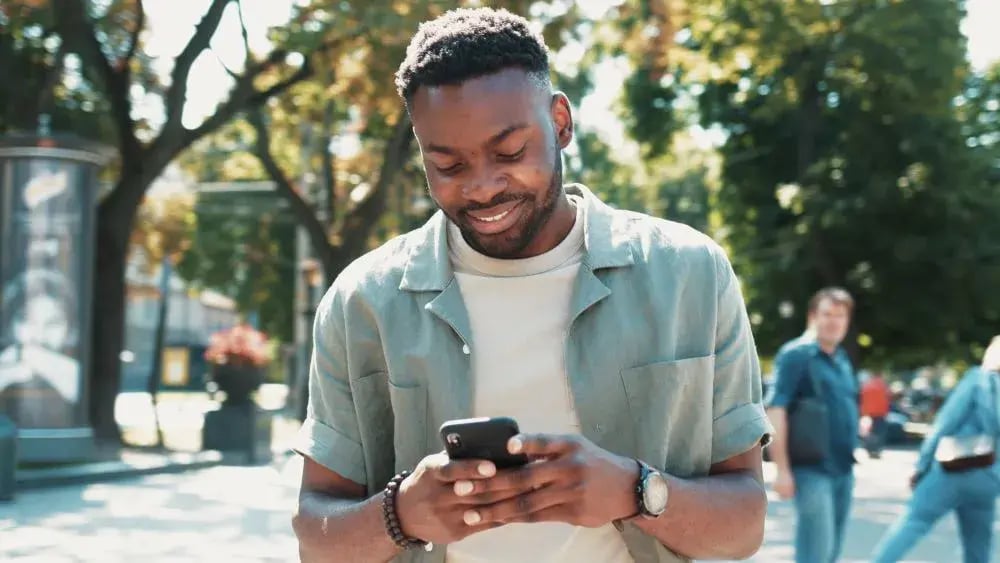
{"left": 399, "top": 183, "right": 634, "bottom": 292}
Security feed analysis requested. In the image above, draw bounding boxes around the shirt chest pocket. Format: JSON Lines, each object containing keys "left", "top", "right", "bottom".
{"left": 619, "top": 355, "right": 715, "bottom": 477}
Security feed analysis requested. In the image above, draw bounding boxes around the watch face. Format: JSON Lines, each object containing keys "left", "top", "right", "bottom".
{"left": 643, "top": 472, "right": 669, "bottom": 515}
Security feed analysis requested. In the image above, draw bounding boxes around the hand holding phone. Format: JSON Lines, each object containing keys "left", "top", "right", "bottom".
{"left": 439, "top": 416, "right": 529, "bottom": 468}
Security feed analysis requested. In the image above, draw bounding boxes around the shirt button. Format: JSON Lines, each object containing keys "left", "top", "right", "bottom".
{"left": 462, "top": 344, "right": 470, "bottom": 355}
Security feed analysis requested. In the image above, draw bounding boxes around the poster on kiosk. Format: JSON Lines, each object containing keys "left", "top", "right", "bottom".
{"left": 0, "top": 133, "right": 109, "bottom": 461}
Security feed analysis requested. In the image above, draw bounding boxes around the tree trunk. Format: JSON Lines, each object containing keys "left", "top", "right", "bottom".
{"left": 88, "top": 169, "right": 148, "bottom": 445}
{"left": 89, "top": 213, "right": 129, "bottom": 444}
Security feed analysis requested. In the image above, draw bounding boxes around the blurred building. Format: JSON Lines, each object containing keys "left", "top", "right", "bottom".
{"left": 119, "top": 254, "right": 239, "bottom": 393}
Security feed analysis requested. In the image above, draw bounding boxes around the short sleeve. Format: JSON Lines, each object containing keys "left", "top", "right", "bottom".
{"left": 768, "top": 346, "right": 809, "bottom": 409}
{"left": 291, "top": 287, "right": 368, "bottom": 485}
{"left": 709, "top": 247, "right": 775, "bottom": 464}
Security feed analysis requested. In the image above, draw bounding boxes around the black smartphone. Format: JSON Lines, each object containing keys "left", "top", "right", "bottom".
{"left": 439, "top": 416, "right": 529, "bottom": 469}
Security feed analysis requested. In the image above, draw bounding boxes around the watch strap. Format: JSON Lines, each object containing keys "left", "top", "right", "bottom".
{"left": 612, "top": 458, "right": 645, "bottom": 532}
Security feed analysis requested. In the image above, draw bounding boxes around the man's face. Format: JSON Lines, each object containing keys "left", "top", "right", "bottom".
{"left": 808, "top": 298, "right": 851, "bottom": 348}
{"left": 409, "top": 68, "right": 573, "bottom": 258}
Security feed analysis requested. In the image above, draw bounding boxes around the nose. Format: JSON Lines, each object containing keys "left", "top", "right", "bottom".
{"left": 461, "top": 165, "right": 507, "bottom": 204}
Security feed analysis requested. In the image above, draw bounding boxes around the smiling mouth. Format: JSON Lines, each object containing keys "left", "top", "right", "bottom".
{"left": 464, "top": 199, "right": 526, "bottom": 235}
{"left": 477, "top": 208, "right": 514, "bottom": 222}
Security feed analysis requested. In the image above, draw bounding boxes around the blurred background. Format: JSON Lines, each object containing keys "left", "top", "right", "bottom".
{"left": 0, "top": 0, "right": 998, "bottom": 561}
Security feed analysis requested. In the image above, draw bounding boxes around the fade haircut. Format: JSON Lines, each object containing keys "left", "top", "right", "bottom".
{"left": 394, "top": 7, "right": 551, "bottom": 104}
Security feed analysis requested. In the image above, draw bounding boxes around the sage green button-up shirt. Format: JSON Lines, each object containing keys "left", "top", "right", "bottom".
{"left": 294, "top": 184, "right": 773, "bottom": 563}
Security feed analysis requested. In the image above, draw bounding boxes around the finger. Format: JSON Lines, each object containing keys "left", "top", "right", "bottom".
{"left": 452, "top": 461, "right": 563, "bottom": 499}
{"left": 434, "top": 458, "right": 497, "bottom": 482}
{"left": 455, "top": 485, "right": 528, "bottom": 507}
{"left": 508, "top": 433, "right": 579, "bottom": 458}
{"left": 466, "top": 485, "right": 574, "bottom": 525}
{"left": 501, "top": 503, "right": 574, "bottom": 525}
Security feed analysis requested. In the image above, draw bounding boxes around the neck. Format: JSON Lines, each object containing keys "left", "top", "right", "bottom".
{"left": 817, "top": 340, "right": 838, "bottom": 355}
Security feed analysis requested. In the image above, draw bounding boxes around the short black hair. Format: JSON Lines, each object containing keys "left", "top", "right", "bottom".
{"left": 395, "top": 7, "right": 551, "bottom": 103}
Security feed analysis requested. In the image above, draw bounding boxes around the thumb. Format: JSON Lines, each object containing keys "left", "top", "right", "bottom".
{"left": 508, "top": 433, "right": 578, "bottom": 458}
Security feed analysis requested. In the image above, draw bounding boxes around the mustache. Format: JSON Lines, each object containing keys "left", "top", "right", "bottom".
{"left": 461, "top": 192, "right": 530, "bottom": 213}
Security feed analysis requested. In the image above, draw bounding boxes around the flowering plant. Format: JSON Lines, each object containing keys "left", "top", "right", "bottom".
{"left": 204, "top": 323, "right": 272, "bottom": 368}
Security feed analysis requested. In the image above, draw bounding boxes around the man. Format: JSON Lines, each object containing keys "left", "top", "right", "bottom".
{"left": 291, "top": 8, "right": 772, "bottom": 563}
{"left": 766, "top": 288, "right": 859, "bottom": 563}
{"left": 860, "top": 371, "right": 892, "bottom": 458}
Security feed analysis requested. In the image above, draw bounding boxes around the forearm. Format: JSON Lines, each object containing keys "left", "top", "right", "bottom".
{"left": 766, "top": 408, "right": 791, "bottom": 472}
{"left": 633, "top": 471, "right": 767, "bottom": 560}
{"left": 293, "top": 492, "right": 401, "bottom": 563}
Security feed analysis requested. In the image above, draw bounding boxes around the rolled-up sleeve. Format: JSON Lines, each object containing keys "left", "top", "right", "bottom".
{"left": 710, "top": 246, "right": 775, "bottom": 464}
{"left": 292, "top": 287, "right": 368, "bottom": 485}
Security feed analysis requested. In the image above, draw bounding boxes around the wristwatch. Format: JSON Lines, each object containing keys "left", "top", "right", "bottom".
{"left": 636, "top": 459, "right": 669, "bottom": 518}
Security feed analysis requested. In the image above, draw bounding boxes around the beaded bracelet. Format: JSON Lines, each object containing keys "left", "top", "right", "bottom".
{"left": 381, "top": 470, "right": 432, "bottom": 552}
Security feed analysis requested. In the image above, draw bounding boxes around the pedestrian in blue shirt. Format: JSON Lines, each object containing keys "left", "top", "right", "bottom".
{"left": 766, "top": 288, "right": 859, "bottom": 563}
{"left": 872, "top": 336, "right": 1000, "bottom": 563}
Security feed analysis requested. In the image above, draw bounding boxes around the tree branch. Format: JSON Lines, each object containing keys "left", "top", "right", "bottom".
{"left": 121, "top": 0, "right": 145, "bottom": 72}
{"left": 337, "top": 112, "right": 414, "bottom": 260}
{"left": 162, "top": 0, "right": 231, "bottom": 135}
{"left": 180, "top": 30, "right": 365, "bottom": 150}
{"left": 236, "top": 0, "right": 253, "bottom": 61}
{"left": 248, "top": 108, "right": 337, "bottom": 270}
{"left": 183, "top": 54, "right": 310, "bottom": 147}
{"left": 53, "top": 0, "right": 138, "bottom": 156}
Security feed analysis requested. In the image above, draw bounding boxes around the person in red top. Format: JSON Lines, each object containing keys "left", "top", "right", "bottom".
{"left": 860, "top": 371, "right": 893, "bottom": 458}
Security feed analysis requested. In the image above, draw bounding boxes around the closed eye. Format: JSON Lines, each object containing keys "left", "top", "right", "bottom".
{"left": 435, "top": 163, "right": 464, "bottom": 175}
{"left": 497, "top": 146, "right": 526, "bottom": 161}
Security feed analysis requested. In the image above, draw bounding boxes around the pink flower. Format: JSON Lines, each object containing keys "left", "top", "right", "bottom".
{"left": 204, "top": 323, "right": 272, "bottom": 368}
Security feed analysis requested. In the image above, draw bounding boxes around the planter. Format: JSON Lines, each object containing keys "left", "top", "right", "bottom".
{"left": 209, "top": 364, "right": 263, "bottom": 406}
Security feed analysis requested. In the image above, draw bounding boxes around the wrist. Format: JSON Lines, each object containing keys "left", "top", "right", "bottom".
{"left": 393, "top": 473, "right": 417, "bottom": 538}
{"left": 381, "top": 471, "right": 430, "bottom": 552}
{"left": 613, "top": 455, "right": 641, "bottom": 522}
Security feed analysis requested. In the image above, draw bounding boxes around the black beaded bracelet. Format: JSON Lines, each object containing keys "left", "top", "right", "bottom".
{"left": 381, "top": 470, "right": 431, "bottom": 552}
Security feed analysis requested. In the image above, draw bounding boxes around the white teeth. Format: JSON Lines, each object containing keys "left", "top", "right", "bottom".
{"left": 478, "top": 209, "right": 510, "bottom": 222}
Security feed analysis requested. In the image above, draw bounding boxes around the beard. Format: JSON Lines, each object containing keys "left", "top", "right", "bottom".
{"left": 449, "top": 150, "right": 564, "bottom": 259}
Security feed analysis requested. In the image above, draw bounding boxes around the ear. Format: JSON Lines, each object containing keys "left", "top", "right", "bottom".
{"left": 550, "top": 92, "right": 574, "bottom": 149}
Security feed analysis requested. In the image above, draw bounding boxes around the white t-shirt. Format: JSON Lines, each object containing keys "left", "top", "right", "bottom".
{"left": 444, "top": 198, "right": 632, "bottom": 563}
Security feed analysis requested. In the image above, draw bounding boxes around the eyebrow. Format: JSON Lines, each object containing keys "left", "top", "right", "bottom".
{"left": 426, "top": 123, "right": 530, "bottom": 155}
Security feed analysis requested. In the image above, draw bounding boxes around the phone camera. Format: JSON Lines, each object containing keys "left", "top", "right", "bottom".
{"left": 445, "top": 433, "right": 462, "bottom": 447}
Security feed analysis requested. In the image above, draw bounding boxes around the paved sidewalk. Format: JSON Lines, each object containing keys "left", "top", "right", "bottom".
{"left": 746, "top": 447, "right": 1000, "bottom": 563}
{"left": 1, "top": 455, "right": 303, "bottom": 562}
{"left": 2, "top": 448, "right": 995, "bottom": 562}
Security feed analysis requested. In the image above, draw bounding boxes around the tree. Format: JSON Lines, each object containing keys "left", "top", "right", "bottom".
{"left": 685, "top": 0, "right": 1000, "bottom": 367}
{"left": 32, "top": 0, "right": 359, "bottom": 443}
{"left": 0, "top": 1, "right": 113, "bottom": 138}
{"left": 176, "top": 184, "right": 297, "bottom": 344}
{"left": 245, "top": 0, "right": 581, "bottom": 286}
{"left": 179, "top": 0, "right": 637, "bottom": 316}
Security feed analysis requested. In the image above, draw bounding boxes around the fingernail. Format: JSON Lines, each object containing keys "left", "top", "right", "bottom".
{"left": 463, "top": 510, "right": 481, "bottom": 525}
{"left": 454, "top": 480, "right": 474, "bottom": 496}
{"left": 508, "top": 437, "right": 523, "bottom": 454}
{"left": 478, "top": 462, "right": 495, "bottom": 477}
